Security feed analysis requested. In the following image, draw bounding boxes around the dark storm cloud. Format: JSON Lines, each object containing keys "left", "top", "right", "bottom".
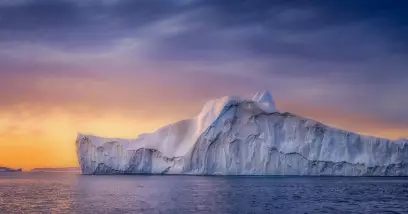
{"left": 1, "top": 0, "right": 407, "bottom": 58}
{"left": 170, "top": 0, "right": 408, "bottom": 61}
{"left": 202, "top": 0, "right": 408, "bottom": 32}
{"left": 1, "top": 0, "right": 406, "bottom": 69}
{"left": 0, "top": 0, "right": 193, "bottom": 48}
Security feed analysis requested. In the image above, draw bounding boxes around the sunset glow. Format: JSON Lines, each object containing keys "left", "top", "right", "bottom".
{"left": 1, "top": 0, "right": 407, "bottom": 170}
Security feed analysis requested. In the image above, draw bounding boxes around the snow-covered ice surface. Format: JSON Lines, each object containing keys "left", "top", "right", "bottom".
{"left": 76, "top": 91, "right": 408, "bottom": 176}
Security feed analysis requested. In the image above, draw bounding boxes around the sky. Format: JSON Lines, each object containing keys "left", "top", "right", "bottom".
{"left": 0, "top": 0, "right": 407, "bottom": 170}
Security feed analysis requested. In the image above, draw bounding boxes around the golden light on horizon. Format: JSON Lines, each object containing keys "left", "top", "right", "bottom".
{"left": 0, "top": 107, "right": 180, "bottom": 170}
{"left": 1, "top": 99, "right": 407, "bottom": 171}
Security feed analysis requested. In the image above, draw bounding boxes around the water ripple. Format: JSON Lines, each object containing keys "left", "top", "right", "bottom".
{"left": 1, "top": 173, "right": 408, "bottom": 213}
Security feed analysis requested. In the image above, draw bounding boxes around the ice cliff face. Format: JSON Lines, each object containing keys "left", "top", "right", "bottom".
{"left": 76, "top": 91, "right": 408, "bottom": 176}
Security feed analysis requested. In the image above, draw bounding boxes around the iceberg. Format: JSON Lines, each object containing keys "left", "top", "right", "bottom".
{"left": 76, "top": 91, "right": 408, "bottom": 176}
{"left": 0, "top": 167, "right": 22, "bottom": 172}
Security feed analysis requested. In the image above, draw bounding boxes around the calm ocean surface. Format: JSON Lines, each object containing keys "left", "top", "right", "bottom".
{"left": 0, "top": 172, "right": 408, "bottom": 214}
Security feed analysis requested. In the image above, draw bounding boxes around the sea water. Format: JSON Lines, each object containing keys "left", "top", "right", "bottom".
{"left": 1, "top": 172, "right": 408, "bottom": 213}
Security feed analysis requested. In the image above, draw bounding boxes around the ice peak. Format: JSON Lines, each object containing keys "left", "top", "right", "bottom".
{"left": 252, "top": 90, "right": 278, "bottom": 113}
{"left": 252, "top": 90, "right": 273, "bottom": 102}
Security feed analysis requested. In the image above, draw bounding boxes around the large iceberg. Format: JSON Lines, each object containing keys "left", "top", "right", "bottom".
{"left": 76, "top": 91, "right": 408, "bottom": 176}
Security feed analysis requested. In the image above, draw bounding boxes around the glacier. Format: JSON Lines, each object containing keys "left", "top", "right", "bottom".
{"left": 76, "top": 91, "right": 408, "bottom": 176}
